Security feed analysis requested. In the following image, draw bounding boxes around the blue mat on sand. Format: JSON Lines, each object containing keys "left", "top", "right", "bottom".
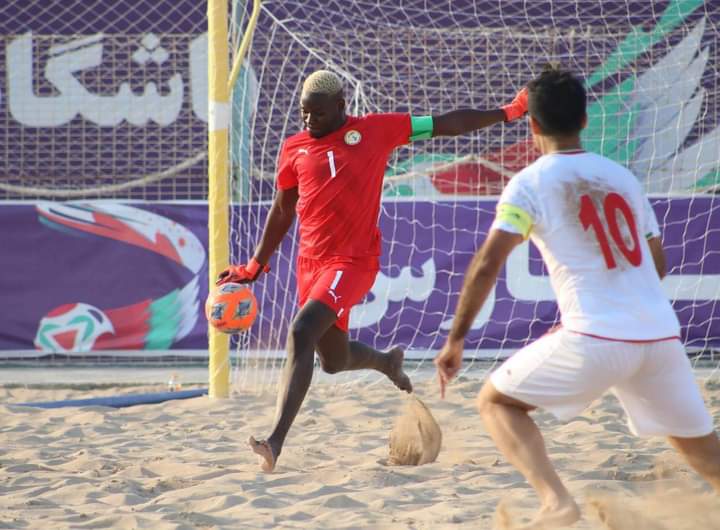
{"left": 15, "top": 388, "right": 208, "bottom": 409}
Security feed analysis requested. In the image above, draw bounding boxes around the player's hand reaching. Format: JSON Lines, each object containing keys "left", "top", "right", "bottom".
{"left": 434, "top": 339, "right": 464, "bottom": 399}
{"left": 216, "top": 258, "right": 270, "bottom": 285}
{"left": 501, "top": 87, "right": 528, "bottom": 122}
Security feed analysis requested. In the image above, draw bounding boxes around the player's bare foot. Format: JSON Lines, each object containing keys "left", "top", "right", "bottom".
{"left": 387, "top": 347, "right": 413, "bottom": 393}
{"left": 248, "top": 436, "right": 277, "bottom": 472}
{"left": 512, "top": 498, "right": 581, "bottom": 529}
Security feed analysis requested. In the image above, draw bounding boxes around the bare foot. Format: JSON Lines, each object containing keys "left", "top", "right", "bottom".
{"left": 387, "top": 347, "right": 413, "bottom": 393}
{"left": 248, "top": 436, "right": 277, "bottom": 473}
{"left": 512, "top": 499, "right": 581, "bottom": 529}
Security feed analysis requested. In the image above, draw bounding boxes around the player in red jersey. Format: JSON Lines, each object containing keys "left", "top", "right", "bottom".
{"left": 217, "top": 70, "right": 528, "bottom": 472}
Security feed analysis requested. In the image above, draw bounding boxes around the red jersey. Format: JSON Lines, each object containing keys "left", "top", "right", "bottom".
{"left": 276, "top": 113, "right": 412, "bottom": 264}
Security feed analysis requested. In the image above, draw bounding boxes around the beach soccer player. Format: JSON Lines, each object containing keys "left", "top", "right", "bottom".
{"left": 435, "top": 67, "right": 720, "bottom": 528}
{"left": 218, "top": 69, "right": 529, "bottom": 472}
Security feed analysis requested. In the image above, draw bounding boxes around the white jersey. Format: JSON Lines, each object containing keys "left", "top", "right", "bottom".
{"left": 491, "top": 150, "right": 680, "bottom": 341}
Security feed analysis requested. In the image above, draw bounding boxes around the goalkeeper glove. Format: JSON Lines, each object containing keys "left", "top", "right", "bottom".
{"left": 501, "top": 87, "right": 528, "bottom": 122}
{"left": 216, "top": 257, "right": 270, "bottom": 285}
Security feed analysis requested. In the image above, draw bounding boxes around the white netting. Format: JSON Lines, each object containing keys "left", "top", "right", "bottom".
{"left": 228, "top": 0, "right": 720, "bottom": 392}
{"left": 0, "top": 1, "right": 208, "bottom": 200}
{"left": 0, "top": 2, "right": 212, "bottom": 370}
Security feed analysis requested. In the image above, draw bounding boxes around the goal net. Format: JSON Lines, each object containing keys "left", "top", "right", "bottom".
{"left": 0, "top": 0, "right": 208, "bottom": 201}
{"left": 228, "top": 0, "right": 720, "bottom": 391}
{"left": 1, "top": 1, "right": 718, "bottom": 388}
{"left": 0, "top": 0, "right": 210, "bottom": 366}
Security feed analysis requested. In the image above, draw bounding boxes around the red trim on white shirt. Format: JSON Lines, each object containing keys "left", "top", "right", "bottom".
{"left": 568, "top": 329, "right": 680, "bottom": 344}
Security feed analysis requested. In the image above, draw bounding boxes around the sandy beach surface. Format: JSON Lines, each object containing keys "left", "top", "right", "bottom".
{"left": 1, "top": 366, "right": 719, "bottom": 529}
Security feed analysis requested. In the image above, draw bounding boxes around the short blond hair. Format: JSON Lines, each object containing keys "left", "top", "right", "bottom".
{"left": 302, "top": 70, "right": 343, "bottom": 97}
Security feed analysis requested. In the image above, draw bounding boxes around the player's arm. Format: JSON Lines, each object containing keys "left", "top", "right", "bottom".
{"left": 435, "top": 185, "right": 534, "bottom": 397}
{"left": 449, "top": 199, "right": 533, "bottom": 341}
{"left": 647, "top": 236, "right": 667, "bottom": 279}
{"left": 218, "top": 139, "right": 300, "bottom": 285}
{"left": 435, "top": 229, "right": 523, "bottom": 397}
{"left": 253, "top": 187, "right": 299, "bottom": 265}
{"left": 217, "top": 187, "right": 298, "bottom": 285}
{"left": 449, "top": 229, "right": 523, "bottom": 341}
{"left": 429, "top": 87, "right": 528, "bottom": 137}
{"left": 642, "top": 196, "right": 666, "bottom": 279}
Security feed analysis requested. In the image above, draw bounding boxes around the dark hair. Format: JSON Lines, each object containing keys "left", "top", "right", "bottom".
{"left": 527, "top": 67, "right": 586, "bottom": 136}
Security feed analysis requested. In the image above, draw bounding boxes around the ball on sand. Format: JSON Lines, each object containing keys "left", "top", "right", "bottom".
{"left": 389, "top": 395, "right": 442, "bottom": 465}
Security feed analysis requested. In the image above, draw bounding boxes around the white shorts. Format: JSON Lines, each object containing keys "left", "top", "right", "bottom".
{"left": 490, "top": 329, "right": 714, "bottom": 437}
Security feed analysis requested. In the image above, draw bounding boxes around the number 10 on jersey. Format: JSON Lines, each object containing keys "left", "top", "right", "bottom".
{"left": 579, "top": 192, "right": 642, "bottom": 269}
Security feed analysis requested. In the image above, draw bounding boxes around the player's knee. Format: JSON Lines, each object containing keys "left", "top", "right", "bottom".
{"left": 287, "top": 320, "right": 314, "bottom": 358}
{"left": 476, "top": 380, "right": 531, "bottom": 418}
{"left": 476, "top": 383, "right": 496, "bottom": 417}
{"left": 319, "top": 357, "right": 344, "bottom": 374}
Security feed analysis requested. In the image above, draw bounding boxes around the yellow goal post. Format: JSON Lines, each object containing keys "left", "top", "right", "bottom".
{"left": 207, "top": 0, "right": 262, "bottom": 399}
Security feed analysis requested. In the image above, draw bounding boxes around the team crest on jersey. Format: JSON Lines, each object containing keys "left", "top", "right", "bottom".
{"left": 344, "top": 130, "right": 362, "bottom": 145}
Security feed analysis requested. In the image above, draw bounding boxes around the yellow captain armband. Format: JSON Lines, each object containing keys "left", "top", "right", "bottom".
{"left": 496, "top": 203, "right": 533, "bottom": 239}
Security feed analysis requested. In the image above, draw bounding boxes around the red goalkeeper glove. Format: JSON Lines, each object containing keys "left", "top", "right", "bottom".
{"left": 501, "top": 87, "right": 528, "bottom": 122}
{"left": 216, "top": 257, "right": 270, "bottom": 285}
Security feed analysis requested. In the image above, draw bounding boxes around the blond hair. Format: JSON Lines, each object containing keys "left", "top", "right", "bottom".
{"left": 302, "top": 70, "right": 343, "bottom": 97}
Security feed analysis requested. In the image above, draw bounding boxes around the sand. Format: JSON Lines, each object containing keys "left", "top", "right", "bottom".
{"left": 1, "top": 372, "right": 719, "bottom": 529}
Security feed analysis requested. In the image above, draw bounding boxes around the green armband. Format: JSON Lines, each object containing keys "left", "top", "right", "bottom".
{"left": 496, "top": 203, "right": 533, "bottom": 239}
{"left": 409, "top": 115, "right": 433, "bottom": 141}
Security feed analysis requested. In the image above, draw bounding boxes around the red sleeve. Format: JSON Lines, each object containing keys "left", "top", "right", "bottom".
{"left": 366, "top": 113, "right": 412, "bottom": 148}
{"left": 276, "top": 141, "right": 298, "bottom": 190}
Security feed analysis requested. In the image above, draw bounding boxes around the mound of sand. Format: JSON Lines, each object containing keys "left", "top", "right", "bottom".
{"left": 388, "top": 395, "right": 442, "bottom": 465}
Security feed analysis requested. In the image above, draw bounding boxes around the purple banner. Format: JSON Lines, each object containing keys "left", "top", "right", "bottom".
{"left": 1, "top": 198, "right": 719, "bottom": 358}
{"left": 0, "top": 202, "right": 209, "bottom": 357}
{"left": 245, "top": 197, "right": 720, "bottom": 357}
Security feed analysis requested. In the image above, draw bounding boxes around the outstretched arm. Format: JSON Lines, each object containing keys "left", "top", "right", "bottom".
{"left": 431, "top": 87, "right": 528, "bottom": 137}
{"left": 432, "top": 109, "right": 506, "bottom": 137}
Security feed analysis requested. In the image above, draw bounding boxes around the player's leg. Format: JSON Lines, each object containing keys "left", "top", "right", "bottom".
{"left": 478, "top": 330, "right": 628, "bottom": 528}
{"left": 307, "top": 262, "right": 412, "bottom": 392}
{"left": 668, "top": 433, "right": 720, "bottom": 492}
{"left": 477, "top": 382, "right": 580, "bottom": 528}
{"left": 612, "top": 339, "right": 718, "bottom": 491}
{"left": 315, "top": 325, "right": 412, "bottom": 392}
{"left": 249, "top": 300, "right": 337, "bottom": 472}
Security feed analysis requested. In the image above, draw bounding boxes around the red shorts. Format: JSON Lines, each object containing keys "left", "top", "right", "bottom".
{"left": 296, "top": 256, "right": 378, "bottom": 331}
